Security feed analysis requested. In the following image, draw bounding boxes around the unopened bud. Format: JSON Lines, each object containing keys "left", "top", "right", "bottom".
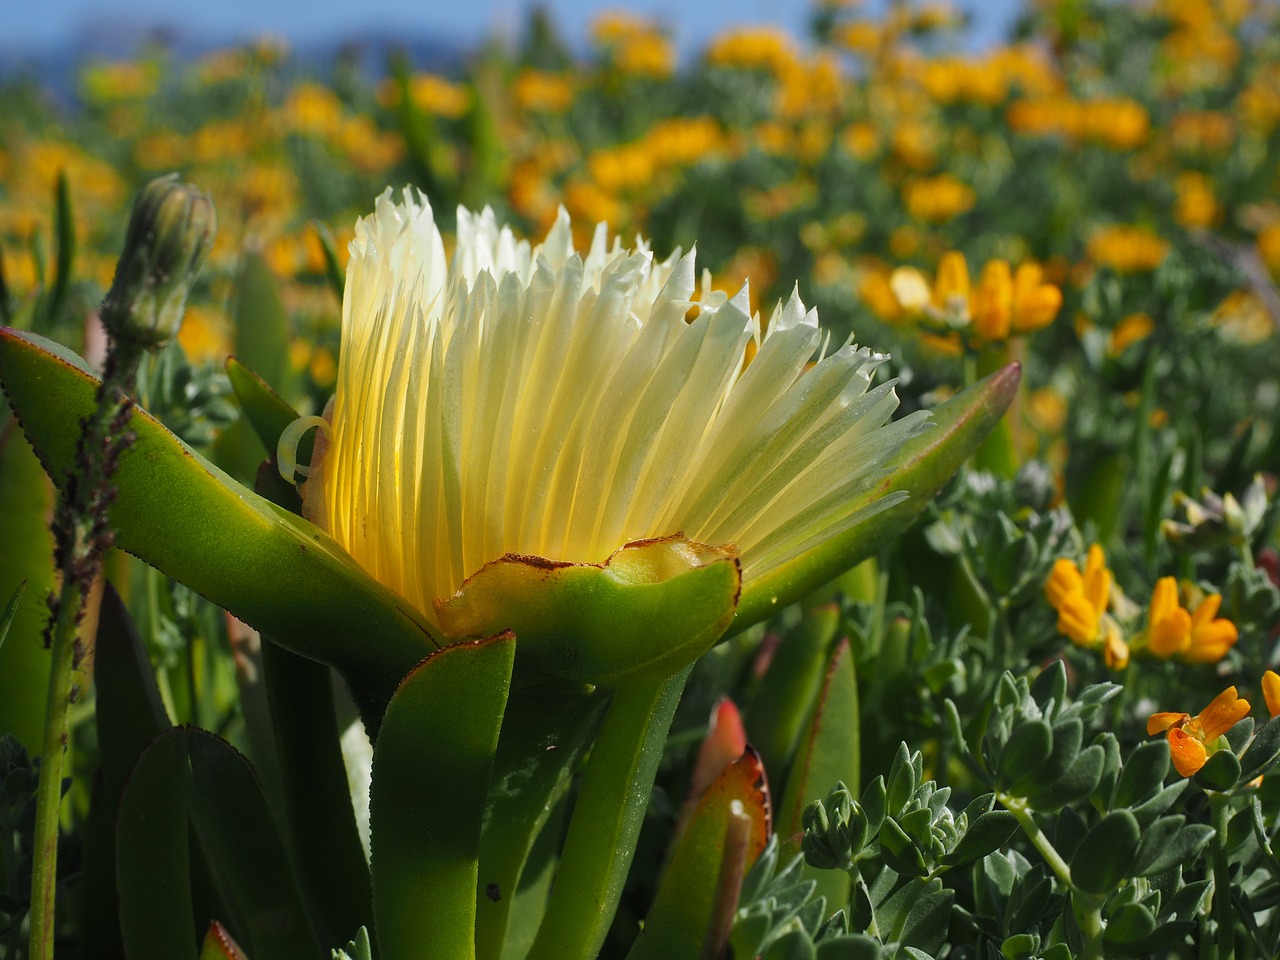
{"left": 101, "top": 174, "right": 216, "bottom": 348}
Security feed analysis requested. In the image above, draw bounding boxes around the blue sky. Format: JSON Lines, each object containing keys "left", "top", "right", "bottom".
{"left": 5, "top": 0, "right": 1021, "bottom": 59}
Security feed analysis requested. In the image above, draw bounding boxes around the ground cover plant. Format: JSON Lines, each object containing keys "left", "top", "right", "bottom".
{"left": 1, "top": 0, "right": 1280, "bottom": 957}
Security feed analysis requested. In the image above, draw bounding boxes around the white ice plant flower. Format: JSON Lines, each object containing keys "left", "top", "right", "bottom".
{"left": 281, "top": 188, "right": 927, "bottom": 639}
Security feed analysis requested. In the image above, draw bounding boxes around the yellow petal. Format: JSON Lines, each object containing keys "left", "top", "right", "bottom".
{"left": 1168, "top": 727, "right": 1208, "bottom": 777}
{"left": 1263, "top": 670, "right": 1280, "bottom": 719}
{"left": 1147, "top": 711, "right": 1189, "bottom": 736}
{"left": 1197, "top": 686, "right": 1250, "bottom": 741}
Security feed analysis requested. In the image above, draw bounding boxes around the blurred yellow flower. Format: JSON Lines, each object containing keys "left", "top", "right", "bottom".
{"left": 1149, "top": 686, "right": 1250, "bottom": 777}
{"left": 283, "top": 190, "right": 926, "bottom": 627}
{"left": 904, "top": 175, "right": 976, "bottom": 223}
{"left": 1146, "top": 577, "right": 1238, "bottom": 663}
{"left": 891, "top": 252, "right": 1061, "bottom": 341}
{"left": 1109, "top": 312, "right": 1156, "bottom": 354}
{"left": 1044, "top": 545, "right": 1126, "bottom": 667}
{"left": 1264, "top": 670, "right": 1280, "bottom": 718}
{"left": 1086, "top": 225, "right": 1169, "bottom": 272}
{"left": 513, "top": 70, "right": 575, "bottom": 113}
{"left": 1175, "top": 172, "right": 1221, "bottom": 228}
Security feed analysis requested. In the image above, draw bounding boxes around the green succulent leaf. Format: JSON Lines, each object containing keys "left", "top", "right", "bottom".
{"left": 371, "top": 634, "right": 516, "bottom": 960}
{"left": 199, "top": 922, "right": 250, "bottom": 960}
{"left": 626, "top": 749, "right": 770, "bottom": 960}
{"left": 115, "top": 729, "right": 196, "bottom": 960}
{"left": 0, "top": 327, "right": 436, "bottom": 726}
{"left": 1194, "top": 747, "right": 1241, "bottom": 792}
{"left": 1069, "top": 811, "right": 1140, "bottom": 896}
{"left": 941, "top": 810, "right": 1019, "bottom": 867}
{"left": 437, "top": 535, "right": 741, "bottom": 685}
{"left": 1240, "top": 715, "right": 1280, "bottom": 781}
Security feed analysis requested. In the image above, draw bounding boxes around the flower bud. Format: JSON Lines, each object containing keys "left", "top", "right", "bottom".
{"left": 101, "top": 174, "right": 216, "bottom": 348}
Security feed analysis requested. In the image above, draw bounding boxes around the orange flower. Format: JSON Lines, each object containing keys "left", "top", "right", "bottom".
{"left": 1263, "top": 670, "right": 1280, "bottom": 718}
{"left": 1044, "top": 545, "right": 1127, "bottom": 667}
{"left": 1145, "top": 577, "right": 1238, "bottom": 662}
{"left": 1148, "top": 687, "right": 1250, "bottom": 777}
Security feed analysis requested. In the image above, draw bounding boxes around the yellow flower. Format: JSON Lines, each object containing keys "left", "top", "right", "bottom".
{"left": 1263, "top": 671, "right": 1280, "bottom": 718}
{"left": 1109, "top": 312, "right": 1156, "bottom": 354}
{"left": 903, "top": 175, "right": 976, "bottom": 223}
{"left": 1148, "top": 687, "right": 1251, "bottom": 777}
{"left": 1086, "top": 226, "right": 1169, "bottom": 273}
{"left": 282, "top": 190, "right": 926, "bottom": 630}
{"left": 1145, "top": 577, "right": 1238, "bottom": 663}
{"left": 1044, "top": 545, "right": 1126, "bottom": 666}
{"left": 891, "top": 253, "right": 1060, "bottom": 341}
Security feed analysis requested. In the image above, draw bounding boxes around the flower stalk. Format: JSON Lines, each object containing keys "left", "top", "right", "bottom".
{"left": 28, "top": 174, "right": 213, "bottom": 960}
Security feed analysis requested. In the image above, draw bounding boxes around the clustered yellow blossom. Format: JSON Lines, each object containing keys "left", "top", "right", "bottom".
{"left": 1144, "top": 577, "right": 1239, "bottom": 663}
{"left": 1148, "top": 686, "right": 1251, "bottom": 777}
{"left": 1044, "top": 545, "right": 1129, "bottom": 669}
{"left": 1006, "top": 96, "right": 1150, "bottom": 149}
{"left": 1086, "top": 225, "right": 1170, "bottom": 273}
{"left": 889, "top": 251, "right": 1062, "bottom": 342}
{"left": 903, "top": 175, "right": 975, "bottom": 223}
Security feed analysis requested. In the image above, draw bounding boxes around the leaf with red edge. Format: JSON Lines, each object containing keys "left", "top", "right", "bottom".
{"left": 200, "top": 922, "right": 250, "bottom": 960}
{"left": 625, "top": 748, "right": 771, "bottom": 960}
{"left": 676, "top": 697, "right": 747, "bottom": 838}
{"left": 776, "top": 638, "right": 860, "bottom": 913}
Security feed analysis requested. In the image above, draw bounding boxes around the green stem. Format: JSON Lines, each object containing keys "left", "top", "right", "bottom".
{"left": 28, "top": 340, "right": 143, "bottom": 960}
{"left": 27, "top": 577, "right": 83, "bottom": 958}
{"left": 1210, "top": 793, "right": 1235, "bottom": 960}
{"left": 999, "top": 794, "right": 1105, "bottom": 959}
{"left": 525, "top": 667, "right": 692, "bottom": 960}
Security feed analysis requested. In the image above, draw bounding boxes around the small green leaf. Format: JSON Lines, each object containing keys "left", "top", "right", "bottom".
{"left": 941, "top": 810, "right": 1019, "bottom": 867}
{"left": 879, "top": 817, "right": 927, "bottom": 878}
{"left": 1014, "top": 719, "right": 1081, "bottom": 797}
{"left": 1133, "top": 817, "right": 1213, "bottom": 877}
{"left": 998, "top": 720, "right": 1052, "bottom": 793}
{"left": 1102, "top": 902, "right": 1156, "bottom": 944}
{"left": 1194, "top": 749, "right": 1241, "bottom": 792}
{"left": 900, "top": 879, "right": 953, "bottom": 955}
{"left": 1240, "top": 715, "right": 1280, "bottom": 781}
{"left": 1113, "top": 741, "right": 1171, "bottom": 809}
{"left": 1030, "top": 744, "right": 1105, "bottom": 811}
{"left": 372, "top": 634, "right": 516, "bottom": 960}
{"left": 1069, "top": 811, "right": 1140, "bottom": 895}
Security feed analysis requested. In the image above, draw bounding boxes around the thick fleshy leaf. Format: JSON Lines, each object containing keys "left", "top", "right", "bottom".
{"left": 676, "top": 697, "right": 749, "bottom": 836}
{"left": 475, "top": 679, "right": 607, "bottom": 960}
{"left": 82, "top": 585, "right": 173, "bottom": 958}
{"left": 733, "top": 363, "right": 1020, "bottom": 631}
{"left": 776, "top": 638, "right": 860, "bottom": 913}
{"left": 626, "top": 748, "right": 770, "bottom": 960}
{"left": 525, "top": 669, "right": 692, "bottom": 960}
{"left": 226, "top": 356, "right": 300, "bottom": 456}
{"left": 0, "top": 420, "right": 55, "bottom": 751}
{"left": 372, "top": 634, "right": 517, "bottom": 960}
{"left": 437, "top": 535, "right": 741, "bottom": 685}
{"left": 261, "top": 641, "right": 374, "bottom": 945}
{"left": 200, "top": 923, "right": 250, "bottom": 960}
{"left": 0, "top": 327, "right": 436, "bottom": 725}
{"left": 185, "top": 728, "right": 321, "bottom": 960}
{"left": 746, "top": 602, "right": 841, "bottom": 784}
{"left": 116, "top": 729, "right": 196, "bottom": 960}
